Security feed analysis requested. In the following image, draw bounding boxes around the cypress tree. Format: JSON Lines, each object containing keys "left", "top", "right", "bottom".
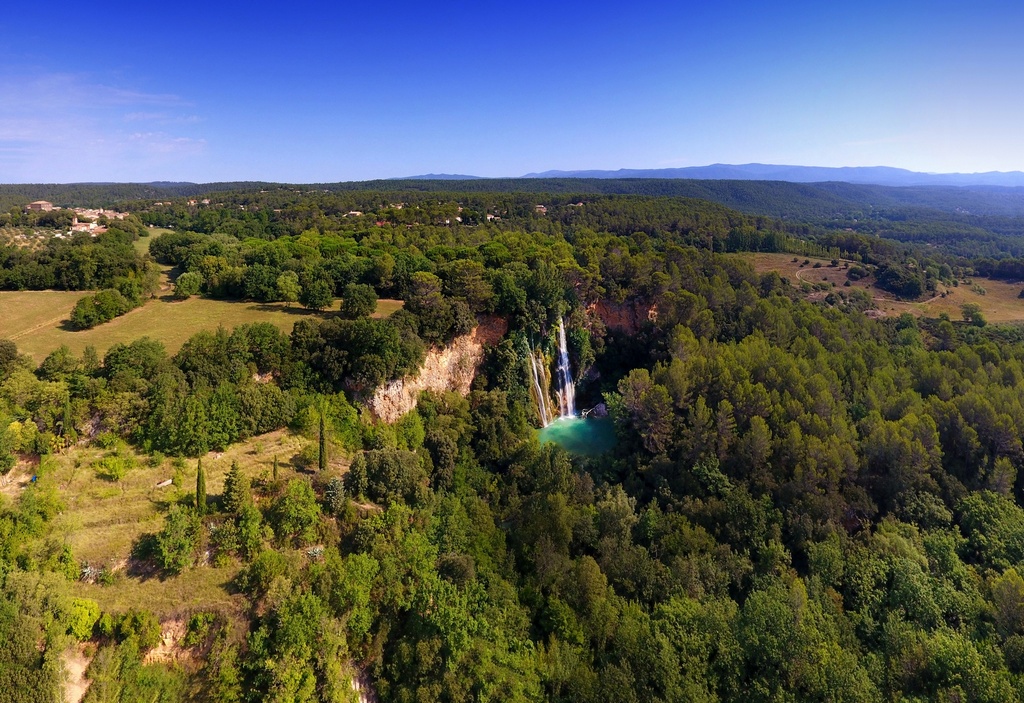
{"left": 273, "top": 454, "right": 279, "bottom": 481}
{"left": 318, "top": 411, "right": 327, "bottom": 472}
{"left": 196, "top": 458, "right": 207, "bottom": 515}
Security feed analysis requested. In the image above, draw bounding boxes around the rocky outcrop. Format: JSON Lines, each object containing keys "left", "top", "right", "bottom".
{"left": 588, "top": 299, "right": 658, "bottom": 334}
{"left": 366, "top": 316, "right": 507, "bottom": 423}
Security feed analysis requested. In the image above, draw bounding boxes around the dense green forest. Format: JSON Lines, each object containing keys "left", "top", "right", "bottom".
{"left": 8, "top": 185, "right": 1024, "bottom": 701}
{"left": 8, "top": 178, "right": 1024, "bottom": 284}
{"left": 6, "top": 177, "right": 1024, "bottom": 215}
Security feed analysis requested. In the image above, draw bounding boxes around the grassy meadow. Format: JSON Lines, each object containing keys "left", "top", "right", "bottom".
{"left": 2, "top": 228, "right": 403, "bottom": 362}
{"left": 3, "top": 291, "right": 404, "bottom": 363}
{"left": 3, "top": 293, "right": 339, "bottom": 362}
{"left": 742, "top": 252, "right": 1024, "bottom": 323}
{"left": 1, "top": 428, "right": 337, "bottom": 619}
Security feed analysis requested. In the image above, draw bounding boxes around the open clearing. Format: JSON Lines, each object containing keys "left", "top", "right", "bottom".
{"left": 4, "top": 229, "right": 403, "bottom": 361}
{"left": 4, "top": 293, "right": 335, "bottom": 362}
{"left": 27, "top": 427, "right": 348, "bottom": 619}
{"left": 2, "top": 292, "right": 404, "bottom": 362}
{"left": 136, "top": 226, "right": 174, "bottom": 254}
{"left": 741, "top": 252, "right": 1024, "bottom": 323}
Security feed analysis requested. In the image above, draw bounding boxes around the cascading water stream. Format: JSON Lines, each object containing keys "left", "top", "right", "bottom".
{"left": 528, "top": 346, "right": 551, "bottom": 426}
{"left": 555, "top": 316, "right": 577, "bottom": 417}
{"left": 535, "top": 317, "right": 617, "bottom": 455}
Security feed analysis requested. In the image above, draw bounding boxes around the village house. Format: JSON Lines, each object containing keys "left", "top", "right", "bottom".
{"left": 26, "top": 201, "right": 54, "bottom": 211}
{"left": 72, "top": 207, "right": 128, "bottom": 221}
{"left": 70, "top": 217, "right": 106, "bottom": 235}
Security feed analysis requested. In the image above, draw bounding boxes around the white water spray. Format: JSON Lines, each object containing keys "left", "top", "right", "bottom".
{"left": 555, "top": 316, "right": 577, "bottom": 417}
{"left": 529, "top": 348, "right": 551, "bottom": 426}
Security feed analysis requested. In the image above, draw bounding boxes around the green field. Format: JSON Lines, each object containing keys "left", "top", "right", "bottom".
{"left": 3, "top": 290, "right": 404, "bottom": 362}
{"left": 4, "top": 230, "right": 406, "bottom": 361}
{"left": 135, "top": 226, "right": 174, "bottom": 254}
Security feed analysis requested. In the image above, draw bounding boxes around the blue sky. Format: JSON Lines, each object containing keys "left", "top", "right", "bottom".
{"left": 2, "top": 1, "right": 1023, "bottom": 182}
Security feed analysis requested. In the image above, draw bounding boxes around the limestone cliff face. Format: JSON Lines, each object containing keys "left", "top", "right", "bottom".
{"left": 366, "top": 316, "right": 507, "bottom": 423}
{"left": 588, "top": 299, "right": 658, "bottom": 334}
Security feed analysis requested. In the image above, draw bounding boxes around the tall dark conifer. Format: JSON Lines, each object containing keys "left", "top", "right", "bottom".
{"left": 318, "top": 411, "right": 327, "bottom": 472}
{"left": 196, "top": 458, "right": 207, "bottom": 515}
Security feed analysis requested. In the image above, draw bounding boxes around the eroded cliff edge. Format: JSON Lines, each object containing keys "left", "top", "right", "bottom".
{"left": 365, "top": 316, "right": 508, "bottom": 422}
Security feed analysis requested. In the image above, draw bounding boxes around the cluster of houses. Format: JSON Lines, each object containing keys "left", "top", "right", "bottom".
{"left": 152, "top": 199, "right": 211, "bottom": 206}
{"left": 25, "top": 201, "right": 131, "bottom": 237}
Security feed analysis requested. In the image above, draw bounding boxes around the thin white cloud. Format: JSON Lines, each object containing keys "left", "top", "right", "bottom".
{"left": 124, "top": 112, "right": 203, "bottom": 125}
{"left": 127, "top": 132, "right": 207, "bottom": 154}
{"left": 123, "top": 112, "right": 168, "bottom": 122}
{"left": 0, "top": 71, "right": 206, "bottom": 181}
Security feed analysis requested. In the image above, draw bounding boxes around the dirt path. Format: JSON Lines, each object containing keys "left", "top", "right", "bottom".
{"left": 0, "top": 460, "right": 36, "bottom": 498}
{"left": 62, "top": 645, "right": 92, "bottom": 703}
{"left": 9, "top": 313, "right": 72, "bottom": 340}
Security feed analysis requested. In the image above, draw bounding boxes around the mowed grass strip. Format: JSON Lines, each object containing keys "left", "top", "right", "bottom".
{"left": 3, "top": 291, "right": 404, "bottom": 362}
{"left": 3, "top": 290, "right": 86, "bottom": 342}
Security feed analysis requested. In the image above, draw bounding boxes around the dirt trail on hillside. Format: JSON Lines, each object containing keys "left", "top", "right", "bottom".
{"left": 62, "top": 645, "right": 92, "bottom": 703}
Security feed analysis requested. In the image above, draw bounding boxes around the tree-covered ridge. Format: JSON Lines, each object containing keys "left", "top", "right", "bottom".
{"left": 7, "top": 187, "right": 1024, "bottom": 701}
{"left": 6, "top": 177, "right": 1024, "bottom": 214}
{"left": 8, "top": 182, "right": 1024, "bottom": 301}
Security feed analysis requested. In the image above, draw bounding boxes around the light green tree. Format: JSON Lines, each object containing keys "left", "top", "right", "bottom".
{"left": 276, "top": 270, "right": 301, "bottom": 306}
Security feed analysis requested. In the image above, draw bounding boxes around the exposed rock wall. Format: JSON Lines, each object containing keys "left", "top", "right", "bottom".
{"left": 366, "top": 316, "right": 507, "bottom": 423}
{"left": 588, "top": 299, "right": 658, "bottom": 334}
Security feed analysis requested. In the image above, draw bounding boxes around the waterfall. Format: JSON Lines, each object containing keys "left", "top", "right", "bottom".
{"left": 555, "top": 316, "right": 577, "bottom": 417}
{"left": 528, "top": 347, "right": 551, "bottom": 426}
{"left": 526, "top": 317, "right": 577, "bottom": 426}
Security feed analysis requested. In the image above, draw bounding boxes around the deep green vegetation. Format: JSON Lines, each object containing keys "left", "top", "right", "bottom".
{"left": 0, "top": 216, "right": 152, "bottom": 292}
{"left": 69, "top": 278, "right": 153, "bottom": 330}
{"left": 7, "top": 185, "right": 1024, "bottom": 701}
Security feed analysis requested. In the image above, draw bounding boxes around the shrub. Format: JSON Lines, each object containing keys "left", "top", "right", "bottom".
{"left": 183, "top": 612, "right": 217, "bottom": 647}
{"left": 324, "top": 477, "right": 346, "bottom": 516}
{"left": 847, "top": 265, "right": 869, "bottom": 281}
{"left": 173, "top": 271, "right": 204, "bottom": 299}
{"left": 95, "top": 454, "right": 135, "bottom": 482}
{"left": 270, "top": 479, "right": 321, "bottom": 546}
{"left": 236, "top": 550, "right": 289, "bottom": 597}
{"left": 118, "top": 609, "right": 162, "bottom": 652}
{"left": 70, "top": 288, "right": 135, "bottom": 329}
{"left": 154, "top": 505, "right": 201, "bottom": 574}
{"left": 66, "top": 598, "right": 101, "bottom": 641}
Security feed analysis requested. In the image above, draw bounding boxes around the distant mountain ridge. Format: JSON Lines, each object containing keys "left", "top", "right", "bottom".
{"left": 392, "top": 173, "right": 485, "bottom": 180}
{"left": 521, "top": 164, "right": 1024, "bottom": 188}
